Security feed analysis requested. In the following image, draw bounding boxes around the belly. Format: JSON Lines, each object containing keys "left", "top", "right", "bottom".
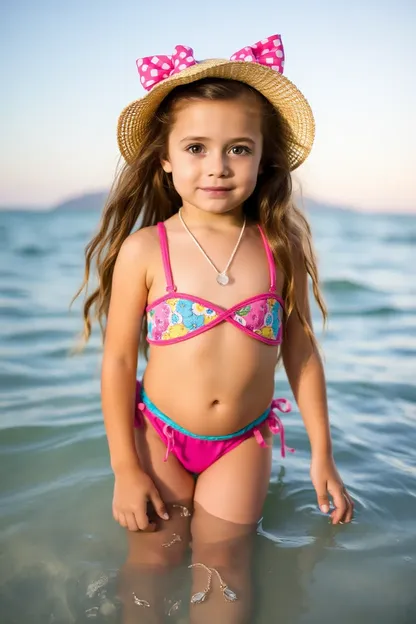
{"left": 142, "top": 322, "right": 279, "bottom": 436}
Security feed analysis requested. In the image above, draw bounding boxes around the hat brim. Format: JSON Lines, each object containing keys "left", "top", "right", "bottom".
{"left": 117, "top": 59, "right": 315, "bottom": 171}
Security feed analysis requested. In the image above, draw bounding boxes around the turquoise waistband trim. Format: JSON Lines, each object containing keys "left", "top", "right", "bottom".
{"left": 140, "top": 389, "right": 270, "bottom": 441}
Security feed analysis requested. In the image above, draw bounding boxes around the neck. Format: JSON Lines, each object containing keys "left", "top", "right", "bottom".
{"left": 179, "top": 203, "right": 245, "bottom": 229}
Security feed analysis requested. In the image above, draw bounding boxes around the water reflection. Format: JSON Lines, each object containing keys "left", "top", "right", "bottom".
{"left": 1, "top": 482, "right": 414, "bottom": 623}
{"left": 117, "top": 501, "right": 336, "bottom": 624}
{"left": 119, "top": 502, "right": 256, "bottom": 623}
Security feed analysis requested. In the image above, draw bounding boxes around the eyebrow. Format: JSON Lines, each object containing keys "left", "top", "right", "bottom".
{"left": 179, "top": 136, "right": 256, "bottom": 145}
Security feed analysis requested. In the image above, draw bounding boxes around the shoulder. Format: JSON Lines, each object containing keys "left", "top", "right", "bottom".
{"left": 113, "top": 226, "right": 160, "bottom": 283}
{"left": 119, "top": 225, "right": 160, "bottom": 260}
{"left": 120, "top": 225, "right": 159, "bottom": 255}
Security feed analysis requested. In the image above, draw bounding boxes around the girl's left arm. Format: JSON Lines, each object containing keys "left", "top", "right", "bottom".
{"left": 281, "top": 252, "right": 354, "bottom": 525}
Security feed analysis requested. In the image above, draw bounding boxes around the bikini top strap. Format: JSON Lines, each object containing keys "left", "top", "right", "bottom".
{"left": 156, "top": 222, "right": 176, "bottom": 292}
{"left": 257, "top": 225, "right": 277, "bottom": 292}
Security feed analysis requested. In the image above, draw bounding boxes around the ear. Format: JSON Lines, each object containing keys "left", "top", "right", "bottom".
{"left": 161, "top": 158, "right": 172, "bottom": 173}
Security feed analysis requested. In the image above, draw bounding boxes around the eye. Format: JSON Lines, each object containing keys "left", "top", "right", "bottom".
{"left": 186, "top": 144, "right": 204, "bottom": 154}
{"left": 230, "top": 145, "right": 251, "bottom": 156}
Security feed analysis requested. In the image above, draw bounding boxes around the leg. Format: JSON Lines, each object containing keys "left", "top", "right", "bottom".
{"left": 194, "top": 422, "right": 273, "bottom": 524}
{"left": 118, "top": 414, "right": 195, "bottom": 623}
{"left": 189, "top": 425, "right": 273, "bottom": 624}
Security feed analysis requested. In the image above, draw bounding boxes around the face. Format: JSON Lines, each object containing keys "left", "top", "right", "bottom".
{"left": 161, "top": 97, "right": 263, "bottom": 215}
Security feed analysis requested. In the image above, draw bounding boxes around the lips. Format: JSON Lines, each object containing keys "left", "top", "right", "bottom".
{"left": 200, "top": 187, "right": 232, "bottom": 191}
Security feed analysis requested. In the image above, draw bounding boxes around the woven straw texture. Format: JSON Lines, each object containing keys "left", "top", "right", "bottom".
{"left": 117, "top": 59, "right": 315, "bottom": 171}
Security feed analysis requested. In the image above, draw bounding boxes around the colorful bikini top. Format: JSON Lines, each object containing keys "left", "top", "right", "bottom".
{"left": 146, "top": 222, "right": 284, "bottom": 346}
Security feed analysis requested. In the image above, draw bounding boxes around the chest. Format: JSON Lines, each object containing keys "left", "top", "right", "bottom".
{"left": 149, "top": 229, "right": 283, "bottom": 308}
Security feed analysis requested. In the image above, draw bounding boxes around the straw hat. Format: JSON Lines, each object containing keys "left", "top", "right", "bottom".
{"left": 117, "top": 35, "right": 315, "bottom": 171}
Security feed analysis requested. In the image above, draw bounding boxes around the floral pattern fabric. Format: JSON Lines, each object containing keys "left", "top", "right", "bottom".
{"left": 147, "top": 297, "right": 282, "bottom": 342}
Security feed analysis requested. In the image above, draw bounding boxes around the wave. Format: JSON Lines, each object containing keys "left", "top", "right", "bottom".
{"left": 3, "top": 327, "right": 74, "bottom": 344}
{"left": 13, "top": 244, "right": 55, "bottom": 257}
{"left": 329, "top": 379, "right": 416, "bottom": 404}
{"left": 0, "top": 286, "right": 28, "bottom": 299}
{"left": 330, "top": 305, "right": 404, "bottom": 318}
{"left": 383, "top": 233, "right": 416, "bottom": 244}
{"left": 0, "top": 305, "right": 34, "bottom": 319}
{"left": 361, "top": 305, "right": 411, "bottom": 317}
{"left": 323, "top": 278, "right": 379, "bottom": 295}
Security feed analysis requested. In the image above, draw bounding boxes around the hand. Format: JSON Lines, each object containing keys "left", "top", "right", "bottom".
{"left": 112, "top": 465, "right": 169, "bottom": 531}
{"left": 310, "top": 455, "right": 354, "bottom": 525}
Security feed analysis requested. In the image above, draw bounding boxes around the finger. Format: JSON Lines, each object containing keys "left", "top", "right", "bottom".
{"left": 329, "top": 485, "right": 348, "bottom": 524}
{"left": 118, "top": 512, "right": 128, "bottom": 528}
{"left": 315, "top": 483, "right": 330, "bottom": 514}
{"left": 336, "top": 490, "right": 354, "bottom": 524}
{"left": 134, "top": 509, "right": 155, "bottom": 532}
{"left": 112, "top": 506, "right": 119, "bottom": 524}
{"left": 141, "top": 521, "right": 157, "bottom": 533}
{"left": 150, "top": 487, "right": 169, "bottom": 521}
{"left": 125, "top": 512, "right": 140, "bottom": 532}
{"left": 343, "top": 490, "right": 355, "bottom": 523}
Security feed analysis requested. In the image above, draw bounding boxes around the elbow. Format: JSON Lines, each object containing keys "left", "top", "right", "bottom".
{"left": 101, "top": 353, "right": 138, "bottom": 381}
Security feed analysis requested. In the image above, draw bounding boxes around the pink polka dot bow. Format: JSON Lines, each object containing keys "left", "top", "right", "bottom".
{"left": 136, "top": 34, "right": 285, "bottom": 91}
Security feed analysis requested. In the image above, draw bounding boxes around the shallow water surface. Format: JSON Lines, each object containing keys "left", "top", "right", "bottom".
{"left": 0, "top": 208, "right": 415, "bottom": 623}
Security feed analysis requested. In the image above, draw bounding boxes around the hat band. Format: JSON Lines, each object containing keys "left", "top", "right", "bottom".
{"left": 136, "top": 34, "right": 285, "bottom": 91}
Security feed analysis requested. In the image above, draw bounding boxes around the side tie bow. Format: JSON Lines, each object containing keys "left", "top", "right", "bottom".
{"left": 253, "top": 397, "right": 295, "bottom": 458}
{"left": 268, "top": 398, "right": 295, "bottom": 458}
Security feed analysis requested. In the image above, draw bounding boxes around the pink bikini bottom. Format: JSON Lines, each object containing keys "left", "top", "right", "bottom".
{"left": 134, "top": 381, "right": 294, "bottom": 474}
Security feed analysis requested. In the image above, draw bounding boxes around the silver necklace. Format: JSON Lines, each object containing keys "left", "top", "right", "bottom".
{"left": 178, "top": 208, "right": 246, "bottom": 286}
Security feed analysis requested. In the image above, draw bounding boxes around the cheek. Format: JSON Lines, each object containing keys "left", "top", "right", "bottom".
{"left": 170, "top": 155, "right": 197, "bottom": 191}
{"left": 240, "top": 158, "right": 261, "bottom": 186}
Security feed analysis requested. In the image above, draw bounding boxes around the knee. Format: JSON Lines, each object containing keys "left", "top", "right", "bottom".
{"left": 190, "top": 511, "right": 255, "bottom": 572}
{"left": 192, "top": 538, "right": 246, "bottom": 573}
{"left": 191, "top": 517, "right": 255, "bottom": 572}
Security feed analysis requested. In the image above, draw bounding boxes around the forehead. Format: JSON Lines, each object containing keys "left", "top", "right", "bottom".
{"left": 169, "top": 98, "right": 262, "bottom": 140}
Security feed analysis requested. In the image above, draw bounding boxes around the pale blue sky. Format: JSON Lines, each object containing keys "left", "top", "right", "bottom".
{"left": 1, "top": 0, "right": 415, "bottom": 211}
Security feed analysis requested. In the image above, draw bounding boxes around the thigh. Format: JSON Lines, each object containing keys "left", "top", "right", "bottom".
{"left": 193, "top": 425, "right": 273, "bottom": 525}
{"left": 135, "top": 414, "right": 195, "bottom": 505}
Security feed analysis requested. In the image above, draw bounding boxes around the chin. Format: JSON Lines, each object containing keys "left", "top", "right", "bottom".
{"left": 185, "top": 197, "right": 248, "bottom": 215}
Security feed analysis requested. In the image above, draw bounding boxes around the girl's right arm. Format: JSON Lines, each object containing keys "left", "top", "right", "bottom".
{"left": 101, "top": 230, "right": 169, "bottom": 531}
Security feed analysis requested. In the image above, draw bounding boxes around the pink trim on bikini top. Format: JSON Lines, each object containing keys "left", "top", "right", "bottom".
{"left": 146, "top": 222, "right": 284, "bottom": 346}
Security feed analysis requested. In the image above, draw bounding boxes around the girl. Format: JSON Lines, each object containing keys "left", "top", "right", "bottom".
{"left": 76, "top": 34, "right": 353, "bottom": 620}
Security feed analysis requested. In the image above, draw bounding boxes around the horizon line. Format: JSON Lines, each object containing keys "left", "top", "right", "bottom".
{"left": 0, "top": 189, "right": 415, "bottom": 215}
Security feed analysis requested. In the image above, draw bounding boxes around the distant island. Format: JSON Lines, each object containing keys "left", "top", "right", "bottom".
{"left": 0, "top": 191, "right": 108, "bottom": 212}
{"left": 50, "top": 192, "right": 353, "bottom": 214}
{"left": 53, "top": 191, "right": 108, "bottom": 212}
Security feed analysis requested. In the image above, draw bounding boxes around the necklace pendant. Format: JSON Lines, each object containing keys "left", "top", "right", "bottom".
{"left": 216, "top": 272, "right": 229, "bottom": 286}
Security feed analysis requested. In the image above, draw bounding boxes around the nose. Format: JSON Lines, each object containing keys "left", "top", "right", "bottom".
{"left": 206, "top": 150, "right": 229, "bottom": 178}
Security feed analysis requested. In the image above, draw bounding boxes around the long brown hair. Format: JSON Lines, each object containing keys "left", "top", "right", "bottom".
{"left": 73, "top": 78, "right": 327, "bottom": 351}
